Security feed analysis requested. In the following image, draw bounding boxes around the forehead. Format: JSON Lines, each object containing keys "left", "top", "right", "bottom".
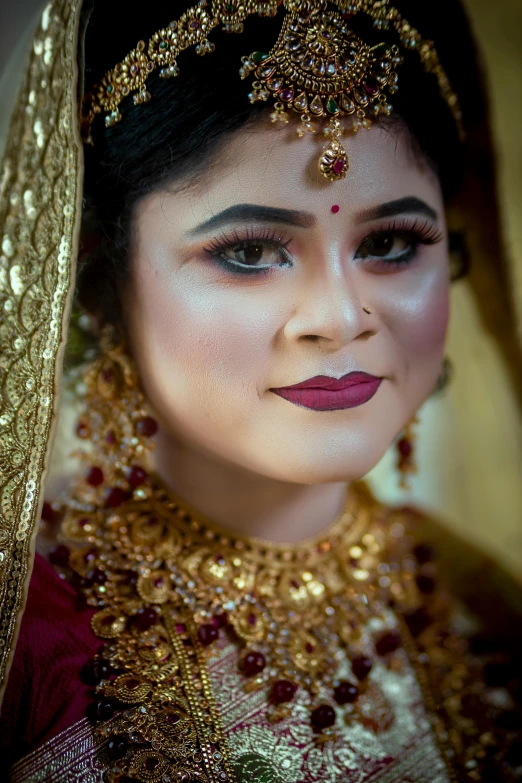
{"left": 183, "top": 120, "right": 443, "bottom": 216}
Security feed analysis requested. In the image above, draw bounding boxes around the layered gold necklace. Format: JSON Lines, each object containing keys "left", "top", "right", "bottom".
{"left": 48, "top": 345, "right": 442, "bottom": 782}
{"left": 51, "top": 471, "right": 434, "bottom": 783}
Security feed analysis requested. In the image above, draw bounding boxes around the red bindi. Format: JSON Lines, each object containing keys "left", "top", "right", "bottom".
{"left": 331, "top": 205, "right": 340, "bottom": 214}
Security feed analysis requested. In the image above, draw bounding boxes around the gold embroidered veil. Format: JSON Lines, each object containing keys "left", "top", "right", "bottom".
{"left": 1, "top": 0, "right": 522, "bottom": 708}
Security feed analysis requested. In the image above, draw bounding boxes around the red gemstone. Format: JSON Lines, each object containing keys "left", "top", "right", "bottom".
{"left": 127, "top": 465, "right": 148, "bottom": 488}
{"left": 333, "top": 158, "right": 346, "bottom": 175}
{"left": 375, "top": 630, "right": 402, "bottom": 656}
{"left": 279, "top": 87, "right": 294, "bottom": 102}
{"left": 398, "top": 437, "right": 412, "bottom": 457}
{"left": 136, "top": 416, "right": 158, "bottom": 437}
{"left": 334, "top": 681, "right": 359, "bottom": 705}
{"left": 165, "top": 712, "right": 180, "bottom": 724}
{"left": 78, "top": 517, "right": 90, "bottom": 528}
{"left": 175, "top": 623, "right": 187, "bottom": 634}
{"left": 247, "top": 613, "right": 257, "bottom": 626}
{"left": 239, "top": 651, "right": 266, "bottom": 677}
{"left": 403, "top": 607, "right": 431, "bottom": 637}
{"left": 49, "top": 544, "right": 70, "bottom": 567}
{"left": 331, "top": 204, "right": 340, "bottom": 214}
{"left": 41, "top": 501, "right": 55, "bottom": 523}
{"left": 76, "top": 421, "right": 90, "bottom": 439}
{"left": 145, "top": 757, "right": 160, "bottom": 771}
{"left": 305, "top": 643, "right": 315, "bottom": 654}
{"left": 363, "top": 79, "right": 380, "bottom": 96}
{"left": 270, "top": 680, "right": 297, "bottom": 705}
{"left": 311, "top": 704, "right": 336, "bottom": 731}
{"left": 87, "top": 467, "right": 104, "bottom": 487}
{"left": 133, "top": 607, "right": 158, "bottom": 631}
{"left": 351, "top": 655, "right": 373, "bottom": 680}
{"left": 106, "top": 430, "right": 116, "bottom": 445}
{"left": 104, "top": 487, "right": 131, "bottom": 508}
{"left": 198, "top": 623, "right": 219, "bottom": 646}
{"left": 125, "top": 678, "right": 141, "bottom": 690}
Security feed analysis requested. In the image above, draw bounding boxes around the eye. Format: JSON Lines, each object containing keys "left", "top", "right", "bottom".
{"left": 203, "top": 228, "right": 293, "bottom": 275}
{"left": 221, "top": 241, "right": 287, "bottom": 268}
{"left": 355, "top": 231, "right": 414, "bottom": 263}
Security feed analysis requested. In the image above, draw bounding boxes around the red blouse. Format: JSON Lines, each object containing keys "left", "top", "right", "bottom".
{"left": 0, "top": 553, "right": 99, "bottom": 767}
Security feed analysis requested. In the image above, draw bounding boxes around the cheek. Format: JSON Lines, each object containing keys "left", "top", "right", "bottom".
{"left": 382, "top": 257, "right": 450, "bottom": 366}
{"left": 129, "top": 261, "right": 274, "bottom": 407}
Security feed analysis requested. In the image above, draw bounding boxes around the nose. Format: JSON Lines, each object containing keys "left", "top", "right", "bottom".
{"left": 283, "top": 265, "right": 374, "bottom": 349}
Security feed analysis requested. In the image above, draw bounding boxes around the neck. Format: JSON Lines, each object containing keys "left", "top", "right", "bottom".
{"left": 151, "top": 433, "right": 350, "bottom": 544}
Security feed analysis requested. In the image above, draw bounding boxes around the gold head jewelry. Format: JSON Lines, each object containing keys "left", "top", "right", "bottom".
{"left": 82, "top": 0, "right": 464, "bottom": 183}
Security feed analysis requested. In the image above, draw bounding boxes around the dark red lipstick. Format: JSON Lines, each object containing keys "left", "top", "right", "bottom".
{"left": 270, "top": 372, "right": 382, "bottom": 412}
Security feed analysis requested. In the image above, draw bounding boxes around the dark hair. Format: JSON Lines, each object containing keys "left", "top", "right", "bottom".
{"left": 77, "top": 0, "right": 488, "bottom": 331}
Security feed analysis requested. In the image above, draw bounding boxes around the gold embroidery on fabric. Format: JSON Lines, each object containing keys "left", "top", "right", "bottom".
{"left": 0, "top": 0, "right": 81, "bottom": 699}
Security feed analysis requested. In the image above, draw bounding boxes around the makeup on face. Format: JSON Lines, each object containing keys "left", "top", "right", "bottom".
{"left": 126, "top": 125, "right": 449, "bottom": 491}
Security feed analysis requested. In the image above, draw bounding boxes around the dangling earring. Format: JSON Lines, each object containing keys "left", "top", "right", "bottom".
{"left": 73, "top": 327, "right": 158, "bottom": 509}
{"left": 396, "top": 415, "right": 419, "bottom": 490}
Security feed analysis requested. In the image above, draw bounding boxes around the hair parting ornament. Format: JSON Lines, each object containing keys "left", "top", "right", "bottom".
{"left": 82, "top": 0, "right": 464, "bottom": 182}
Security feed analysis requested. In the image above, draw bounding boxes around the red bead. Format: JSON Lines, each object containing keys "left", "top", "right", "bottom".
{"left": 351, "top": 655, "right": 373, "bottom": 680}
{"left": 310, "top": 704, "right": 336, "bottom": 731}
{"left": 270, "top": 680, "right": 297, "bottom": 705}
{"left": 106, "top": 430, "right": 116, "bottom": 445}
{"left": 375, "top": 631, "right": 402, "bottom": 656}
{"left": 333, "top": 681, "right": 359, "bottom": 705}
{"left": 133, "top": 607, "right": 158, "bottom": 631}
{"left": 197, "top": 623, "right": 219, "bottom": 647}
{"left": 331, "top": 204, "right": 340, "bottom": 214}
{"left": 239, "top": 651, "right": 266, "bottom": 677}
{"left": 76, "top": 421, "right": 90, "bottom": 439}
{"left": 136, "top": 416, "right": 158, "bottom": 437}
{"left": 87, "top": 467, "right": 104, "bottom": 486}
{"left": 96, "top": 700, "right": 116, "bottom": 721}
{"left": 41, "top": 501, "right": 55, "bottom": 523}
{"left": 107, "top": 735, "right": 128, "bottom": 760}
{"left": 398, "top": 437, "right": 412, "bottom": 458}
{"left": 212, "top": 613, "right": 228, "bottom": 628}
{"left": 127, "top": 465, "right": 148, "bottom": 488}
{"left": 49, "top": 544, "right": 70, "bottom": 567}
{"left": 104, "top": 487, "right": 131, "bottom": 508}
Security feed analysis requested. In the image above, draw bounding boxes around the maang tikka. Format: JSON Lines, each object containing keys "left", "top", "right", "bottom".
{"left": 82, "top": 0, "right": 464, "bottom": 182}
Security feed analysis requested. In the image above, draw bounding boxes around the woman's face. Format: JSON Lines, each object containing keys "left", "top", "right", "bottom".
{"left": 124, "top": 122, "right": 449, "bottom": 484}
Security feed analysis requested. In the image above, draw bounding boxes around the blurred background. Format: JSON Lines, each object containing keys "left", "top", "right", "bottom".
{"left": 1, "top": 0, "right": 521, "bottom": 580}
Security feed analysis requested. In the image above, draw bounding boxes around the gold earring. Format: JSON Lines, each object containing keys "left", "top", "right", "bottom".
{"left": 396, "top": 416, "right": 419, "bottom": 490}
{"left": 73, "top": 328, "right": 158, "bottom": 509}
{"left": 362, "top": 305, "right": 372, "bottom": 314}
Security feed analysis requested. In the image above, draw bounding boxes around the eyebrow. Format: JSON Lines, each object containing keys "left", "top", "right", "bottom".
{"left": 356, "top": 196, "right": 439, "bottom": 223}
{"left": 187, "top": 204, "right": 316, "bottom": 236}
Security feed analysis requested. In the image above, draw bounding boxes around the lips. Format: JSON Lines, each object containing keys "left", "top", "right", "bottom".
{"left": 270, "top": 372, "right": 382, "bottom": 412}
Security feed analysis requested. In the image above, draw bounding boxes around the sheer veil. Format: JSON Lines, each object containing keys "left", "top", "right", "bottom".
{"left": 0, "top": 0, "right": 521, "bottom": 706}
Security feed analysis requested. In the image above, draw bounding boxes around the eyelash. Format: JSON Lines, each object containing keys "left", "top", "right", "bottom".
{"left": 202, "top": 218, "right": 444, "bottom": 276}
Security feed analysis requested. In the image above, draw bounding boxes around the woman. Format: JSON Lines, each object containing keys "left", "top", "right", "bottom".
{"left": 0, "top": 0, "right": 521, "bottom": 780}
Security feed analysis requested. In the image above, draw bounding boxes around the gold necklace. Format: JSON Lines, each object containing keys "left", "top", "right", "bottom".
{"left": 50, "top": 473, "right": 431, "bottom": 782}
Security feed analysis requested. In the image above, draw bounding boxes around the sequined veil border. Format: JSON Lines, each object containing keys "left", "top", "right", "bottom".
{"left": 0, "top": 0, "right": 83, "bottom": 701}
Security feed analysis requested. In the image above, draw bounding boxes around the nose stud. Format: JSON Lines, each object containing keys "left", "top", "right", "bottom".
{"left": 362, "top": 305, "right": 372, "bottom": 314}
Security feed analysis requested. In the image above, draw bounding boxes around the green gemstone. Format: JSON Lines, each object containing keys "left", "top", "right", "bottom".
{"left": 252, "top": 51, "right": 269, "bottom": 64}
{"left": 106, "top": 85, "right": 114, "bottom": 94}
{"left": 226, "top": 3, "right": 235, "bottom": 10}
{"left": 159, "top": 41, "right": 168, "bottom": 50}
{"left": 327, "top": 97, "right": 339, "bottom": 114}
